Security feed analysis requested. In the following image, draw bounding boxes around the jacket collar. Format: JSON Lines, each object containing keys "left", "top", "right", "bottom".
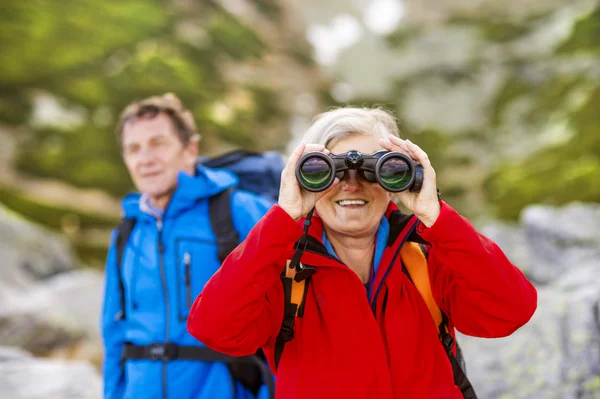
{"left": 121, "top": 164, "right": 238, "bottom": 221}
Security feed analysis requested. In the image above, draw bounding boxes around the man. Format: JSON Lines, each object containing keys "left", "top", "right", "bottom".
{"left": 101, "top": 93, "right": 272, "bottom": 399}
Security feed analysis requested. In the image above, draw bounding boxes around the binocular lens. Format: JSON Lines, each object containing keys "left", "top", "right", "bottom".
{"left": 379, "top": 157, "right": 412, "bottom": 190}
{"left": 299, "top": 157, "right": 332, "bottom": 189}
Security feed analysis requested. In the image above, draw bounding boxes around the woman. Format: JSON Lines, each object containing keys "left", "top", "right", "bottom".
{"left": 187, "top": 107, "right": 537, "bottom": 399}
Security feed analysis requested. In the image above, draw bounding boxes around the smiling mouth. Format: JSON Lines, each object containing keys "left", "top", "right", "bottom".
{"left": 336, "top": 199, "right": 368, "bottom": 207}
{"left": 141, "top": 171, "right": 162, "bottom": 178}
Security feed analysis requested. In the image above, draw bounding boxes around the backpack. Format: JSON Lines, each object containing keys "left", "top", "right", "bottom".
{"left": 275, "top": 222, "right": 478, "bottom": 399}
{"left": 114, "top": 150, "right": 284, "bottom": 399}
{"left": 198, "top": 150, "right": 284, "bottom": 204}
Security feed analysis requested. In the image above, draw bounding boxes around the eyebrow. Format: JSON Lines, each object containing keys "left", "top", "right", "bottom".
{"left": 123, "top": 133, "right": 169, "bottom": 147}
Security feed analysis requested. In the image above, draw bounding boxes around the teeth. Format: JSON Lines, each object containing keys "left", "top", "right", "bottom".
{"left": 337, "top": 200, "right": 366, "bottom": 206}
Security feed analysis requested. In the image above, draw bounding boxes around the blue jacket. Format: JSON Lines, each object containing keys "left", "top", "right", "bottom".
{"left": 101, "top": 165, "right": 272, "bottom": 399}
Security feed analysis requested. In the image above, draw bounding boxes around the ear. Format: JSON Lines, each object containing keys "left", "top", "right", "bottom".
{"left": 183, "top": 135, "right": 199, "bottom": 166}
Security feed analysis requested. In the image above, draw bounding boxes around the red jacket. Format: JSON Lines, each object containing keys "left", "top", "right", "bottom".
{"left": 188, "top": 201, "right": 537, "bottom": 399}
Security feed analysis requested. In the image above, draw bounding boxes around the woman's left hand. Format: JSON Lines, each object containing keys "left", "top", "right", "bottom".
{"left": 379, "top": 135, "right": 441, "bottom": 227}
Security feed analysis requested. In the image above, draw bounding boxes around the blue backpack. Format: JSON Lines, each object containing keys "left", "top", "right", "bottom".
{"left": 198, "top": 150, "right": 284, "bottom": 262}
{"left": 199, "top": 150, "right": 284, "bottom": 204}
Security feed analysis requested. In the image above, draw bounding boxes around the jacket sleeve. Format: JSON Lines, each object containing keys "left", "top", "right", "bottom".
{"left": 187, "top": 205, "right": 303, "bottom": 356}
{"left": 420, "top": 201, "right": 537, "bottom": 338}
{"left": 100, "top": 232, "right": 125, "bottom": 399}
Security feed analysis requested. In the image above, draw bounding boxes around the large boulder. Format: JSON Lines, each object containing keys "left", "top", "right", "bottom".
{"left": 0, "top": 346, "right": 101, "bottom": 399}
{"left": 459, "top": 202, "right": 600, "bottom": 398}
{"left": 0, "top": 204, "right": 104, "bottom": 365}
{"left": 0, "top": 204, "right": 76, "bottom": 297}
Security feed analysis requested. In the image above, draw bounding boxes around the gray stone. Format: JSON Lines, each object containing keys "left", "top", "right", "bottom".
{"left": 0, "top": 269, "right": 104, "bottom": 356}
{"left": 0, "top": 204, "right": 77, "bottom": 300}
{"left": 0, "top": 346, "right": 33, "bottom": 362}
{"left": 459, "top": 202, "right": 600, "bottom": 398}
{"left": 0, "top": 357, "right": 101, "bottom": 399}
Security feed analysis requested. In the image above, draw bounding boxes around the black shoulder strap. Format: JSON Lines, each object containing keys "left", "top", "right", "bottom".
{"left": 402, "top": 244, "right": 478, "bottom": 399}
{"left": 274, "top": 260, "right": 312, "bottom": 370}
{"left": 209, "top": 188, "right": 240, "bottom": 263}
{"left": 114, "top": 218, "right": 136, "bottom": 321}
{"left": 438, "top": 314, "right": 478, "bottom": 399}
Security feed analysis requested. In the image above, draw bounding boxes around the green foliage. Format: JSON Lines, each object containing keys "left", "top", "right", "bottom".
{"left": 0, "top": 0, "right": 314, "bottom": 199}
{"left": 250, "top": 86, "right": 282, "bottom": 123}
{"left": 484, "top": 87, "right": 600, "bottom": 219}
{"left": 0, "top": 0, "right": 170, "bottom": 88}
{"left": 557, "top": 6, "right": 600, "bottom": 54}
{"left": 254, "top": 0, "right": 282, "bottom": 19}
{"left": 16, "top": 126, "right": 133, "bottom": 196}
{"left": 73, "top": 241, "right": 110, "bottom": 269}
{"left": 207, "top": 12, "right": 267, "bottom": 60}
{"left": 0, "top": 187, "right": 120, "bottom": 230}
{"left": 385, "top": 26, "right": 421, "bottom": 48}
{"left": 491, "top": 74, "right": 586, "bottom": 126}
{"left": 490, "top": 76, "right": 531, "bottom": 126}
{"left": 447, "top": 10, "right": 552, "bottom": 43}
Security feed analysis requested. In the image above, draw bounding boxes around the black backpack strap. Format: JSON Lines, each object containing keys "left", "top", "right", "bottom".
{"left": 121, "top": 343, "right": 274, "bottom": 399}
{"left": 114, "top": 218, "right": 136, "bottom": 322}
{"left": 438, "top": 313, "right": 478, "bottom": 399}
{"left": 274, "top": 260, "right": 312, "bottom": 370}
{"left": 209, "top": 188, "right": 240, "bottom": 263}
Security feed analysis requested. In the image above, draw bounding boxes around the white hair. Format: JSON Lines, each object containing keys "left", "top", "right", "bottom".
{"left": 301, "top": 107, "right": 400, "bottom": 148}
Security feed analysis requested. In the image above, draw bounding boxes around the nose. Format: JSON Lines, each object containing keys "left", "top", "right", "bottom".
{"left": 138, "top": 145, "right": 156, "bottom": 162}
{"left": 341, "top": 170, "right": 362, "bottom": 192}
{"left": 136, "top": 145, "right": 158, "bottom": 169}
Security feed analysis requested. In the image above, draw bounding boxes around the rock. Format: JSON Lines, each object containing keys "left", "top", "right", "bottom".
{"left": 481, "top": 202, "right": 600, "bottom": 285}
{"left": 459, "top": 202, "right": 600, "bottom": 398}
{"left": 0, "top": 204, "right": 104, "bottom": 362}
{"left": 0, "top": 269, "right": 104, "bottom": 358}
{"left": 0, "top": 346, "right": 33, "bottom": 362}
{"left": 0, "top": 203, "right": 77, "bottom": 299}
{"left": 0, "top": 349, "right": 101, "bottom": 399}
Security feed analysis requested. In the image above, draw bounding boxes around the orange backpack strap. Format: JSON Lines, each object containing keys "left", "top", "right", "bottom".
{"left": 400, "top": 241, "right": 478, "bottom": 399}
{"left": 400, "top": 242, "right": 443, "bottom": 327}
{"left": 274, "top": 260, "right": 311, "bottom": 369}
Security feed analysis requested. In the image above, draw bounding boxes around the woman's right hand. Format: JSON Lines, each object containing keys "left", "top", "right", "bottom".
{"left": 278, "top": 143, "right": 340, "bottom": 221}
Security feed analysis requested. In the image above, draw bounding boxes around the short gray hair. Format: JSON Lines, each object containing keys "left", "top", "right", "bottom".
{"left": 301, "top": 107, "right": 400, "bottom": 148}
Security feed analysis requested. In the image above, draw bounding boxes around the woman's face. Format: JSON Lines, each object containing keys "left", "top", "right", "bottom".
{"left": 315, "top": 133, "right": 392, "bottom": 239}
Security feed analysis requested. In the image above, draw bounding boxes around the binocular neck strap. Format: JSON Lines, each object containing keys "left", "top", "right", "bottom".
{"left": 288, "top": 208, "right": 315, "bottom": 276}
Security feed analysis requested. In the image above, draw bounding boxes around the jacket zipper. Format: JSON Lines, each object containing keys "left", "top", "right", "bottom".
{"left": 184, "top": 252, "right": 192, "bottom": 308}
{"left": 157, "top": 219, "right": 169, "bottom": 399}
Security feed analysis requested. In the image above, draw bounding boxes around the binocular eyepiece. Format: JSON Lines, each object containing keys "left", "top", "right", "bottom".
{"left": 295, "top": 150, "right": 423, "bottom": 193}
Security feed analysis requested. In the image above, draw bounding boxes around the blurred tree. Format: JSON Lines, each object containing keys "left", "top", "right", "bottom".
{"left": 0, "top": 0, "right": 330, "bottom": 265}
{"left": 0, "top": 0, "right": 328, "bottom": 196}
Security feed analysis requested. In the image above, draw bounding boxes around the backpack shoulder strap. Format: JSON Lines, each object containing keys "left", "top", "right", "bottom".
{"left": 274, "top": 260, "right": 310, "bottom": 370}
{"left": 400, "top": 242, "right": 478, "bottom": 399}
{"left": 209, "top": 188, "right": 240, "bottom": 263}
{"left": 114, "top": 218, "right": 136, "bottom": 321}
{"left": 400, "top": 242, "right": 443, "bottom": 326}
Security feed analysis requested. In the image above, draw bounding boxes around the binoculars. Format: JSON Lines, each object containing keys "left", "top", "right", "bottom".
{"left": 295, "top": 150, "right": 423, "bottom": 193}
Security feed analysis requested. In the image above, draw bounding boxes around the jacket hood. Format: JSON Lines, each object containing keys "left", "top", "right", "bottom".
{"left": 121, "top": 164, "right": 237, "bottom": 220}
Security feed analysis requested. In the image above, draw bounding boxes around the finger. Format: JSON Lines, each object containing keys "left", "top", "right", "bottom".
{"left": 380, "top": 136, "right": 410, "bottom": 154}
{"left": 379, "top": 138, "right": 394, "bottom": 151}
{"left": 303, "top": 143, "right": 325, "bottom": 155}
{"left": 405, "top": 140, "right": 432, "bottom": 170}
{"left": 389, "top": 135, "right": 412, "bottom": 154}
